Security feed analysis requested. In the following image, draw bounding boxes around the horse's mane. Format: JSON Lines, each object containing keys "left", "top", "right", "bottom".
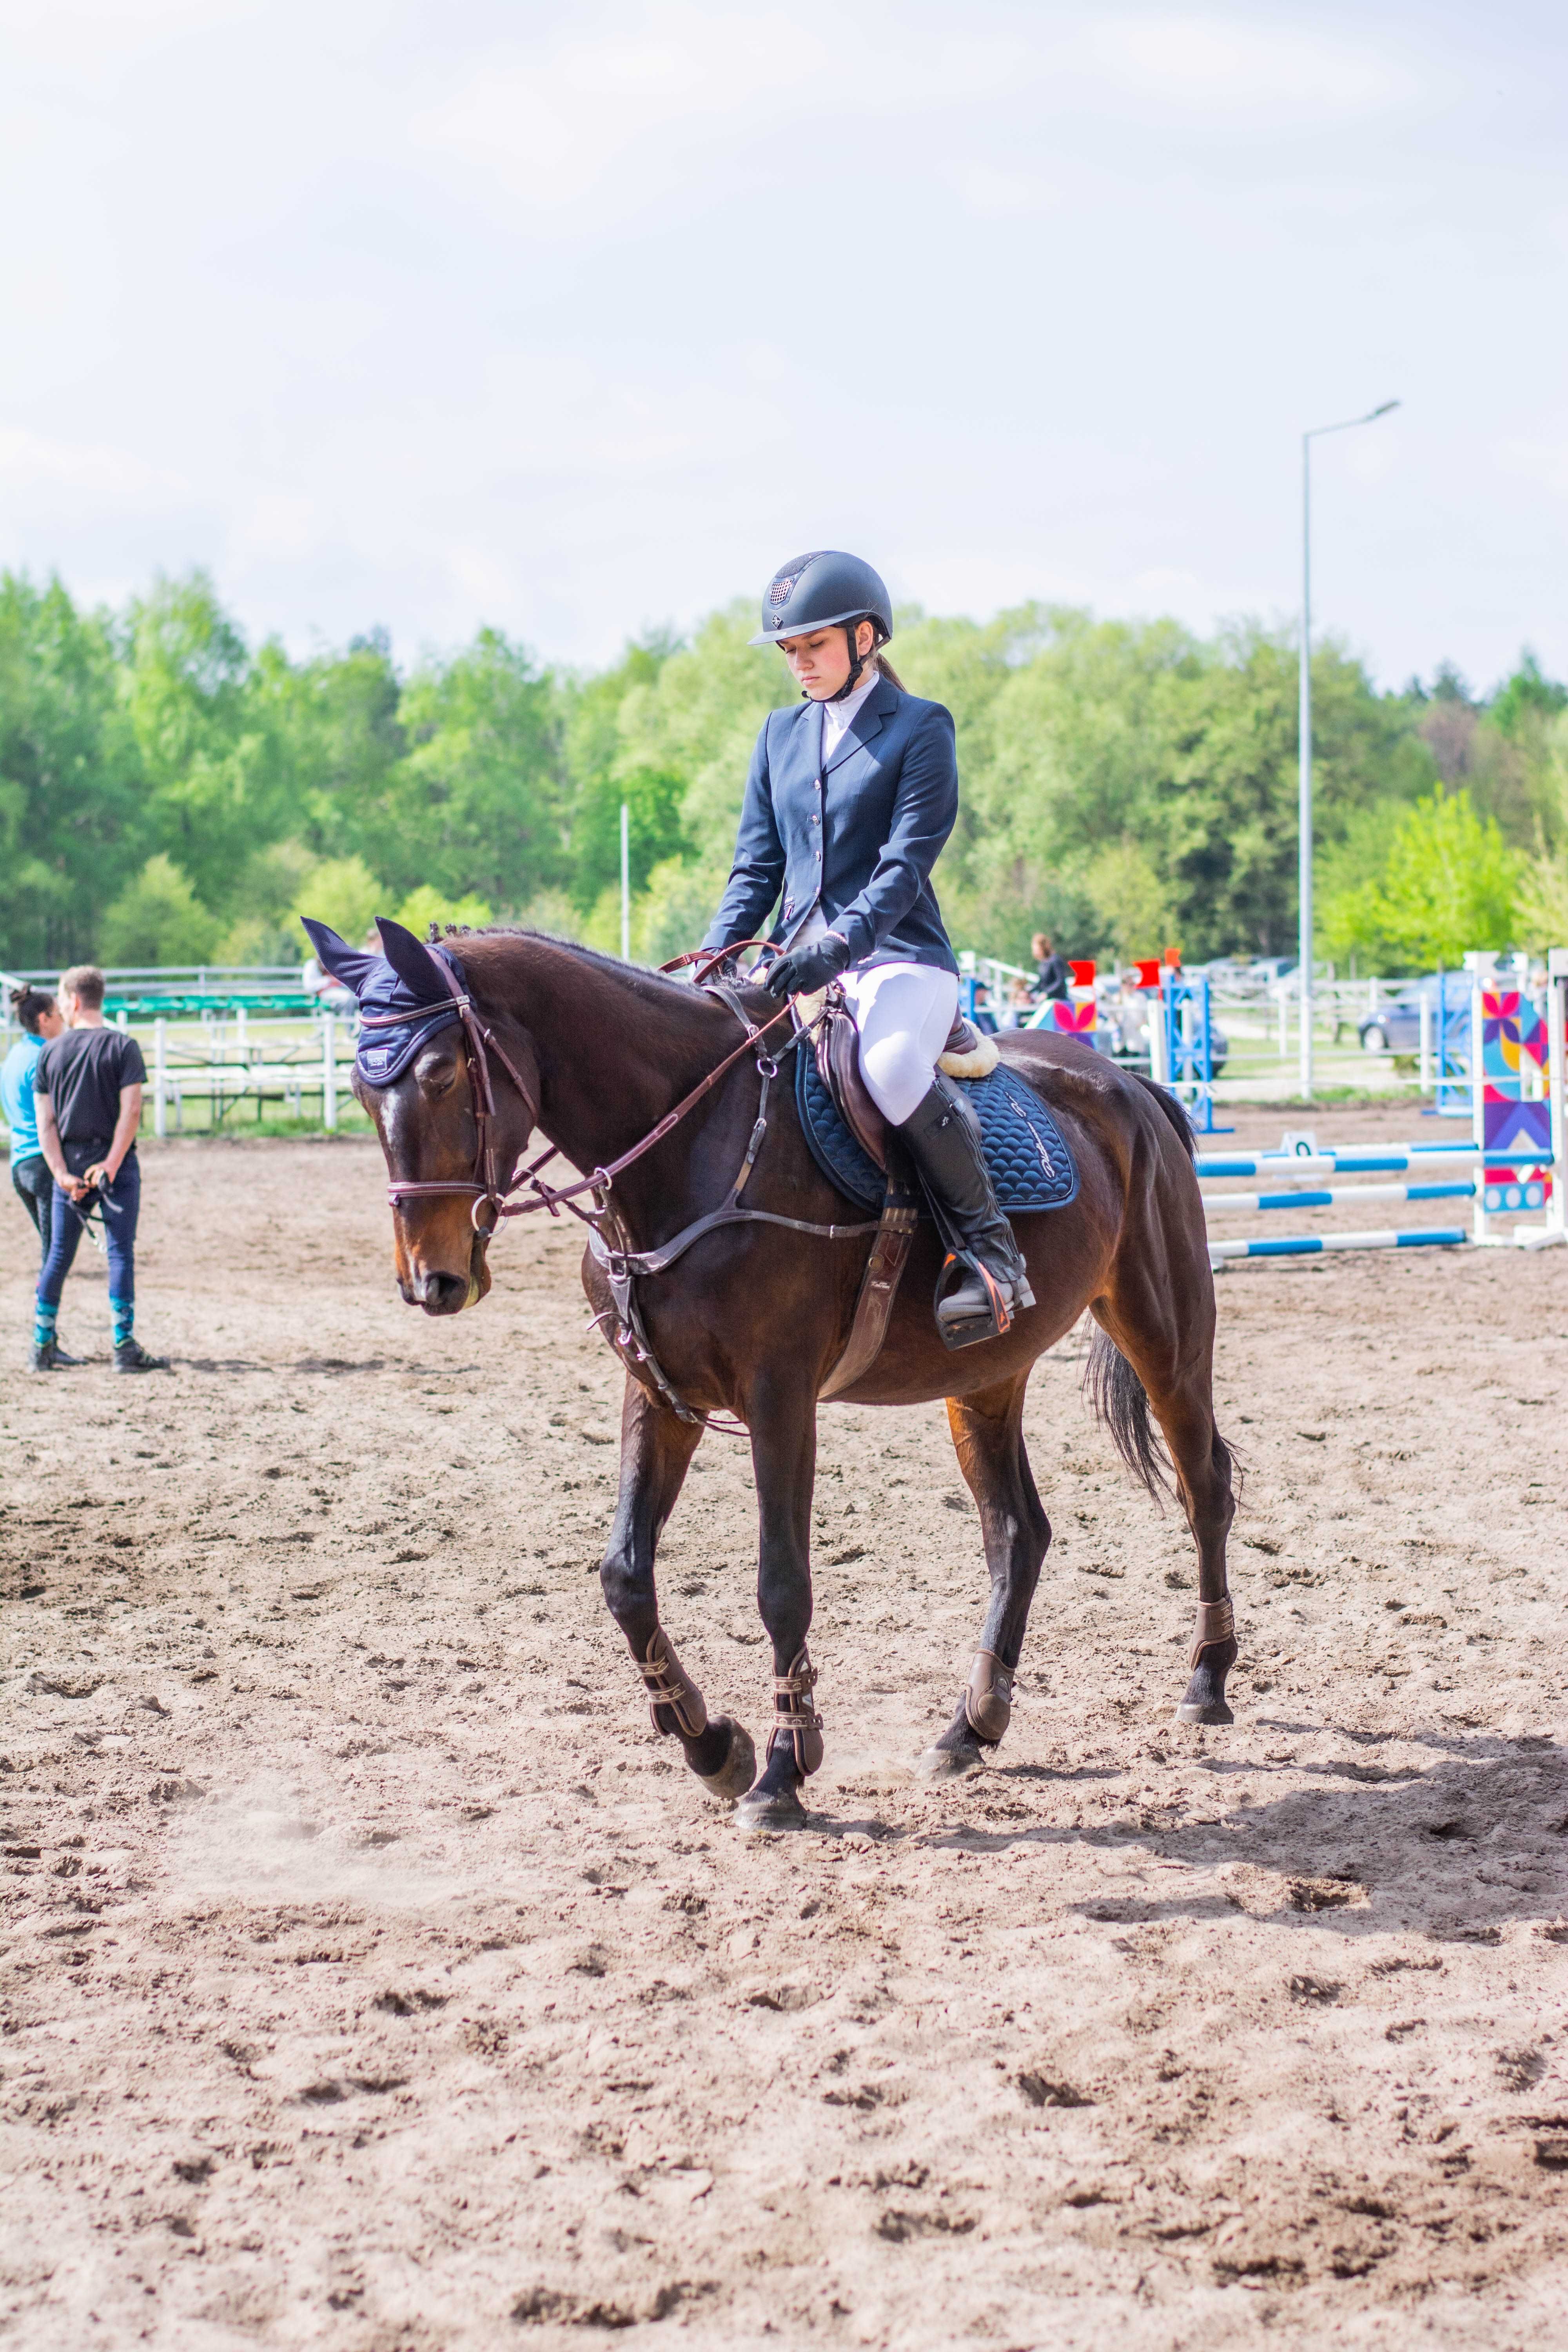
{"left": 436, "top": 924, "right": 770, "bottom": 1041}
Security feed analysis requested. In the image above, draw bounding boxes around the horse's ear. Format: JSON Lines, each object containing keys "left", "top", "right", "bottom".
{"left": 374, "top": 915, "right": 455, "bottom": 1005}
{"left": 300, "top": 917, "right": 378, "bottom": 997}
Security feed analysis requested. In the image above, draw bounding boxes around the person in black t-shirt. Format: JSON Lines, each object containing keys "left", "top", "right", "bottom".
{"left": 32, "top": 964, "right": 166, "bottom": 1374}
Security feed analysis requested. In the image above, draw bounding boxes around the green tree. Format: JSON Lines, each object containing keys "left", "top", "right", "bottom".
{"left": 100, "top": 854, "right": 221, "bottom": 965}
{"left": 0, "top": 572, "right": 146, "bottom": 966}
{"left": 374, "top": 629, "right": 565, "bottom": 908}
{"left": 124, "top": 572, "right": 302, "bottom": 915}
{"left": 1488, "top": 650, "right": 1568, "bottom": 740}
{"left": 257, "top": 627, "right": 406, "bottom": 864}
{"left": 1319, "top": 787, "right": 1521, "bottom": 971}
{"left": 561, "top": 632, "right": 688, "bottom": 913}
{"left": 393, "top": 883, "right": 494, "bottom": 937}
{"left": 618, "top": 603, "right": 797, "bottom": 957}
{"left": 289, "top": 855, "right": 383, "bottom": 949}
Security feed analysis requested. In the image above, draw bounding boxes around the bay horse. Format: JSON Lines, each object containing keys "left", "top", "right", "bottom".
{"left": 347, "top": 924, "right": 1238, "bottom": 1831}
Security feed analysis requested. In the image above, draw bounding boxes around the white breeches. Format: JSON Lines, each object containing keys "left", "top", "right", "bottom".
{"left": 842, "top": 961, "right": 960, "bottom": 1127}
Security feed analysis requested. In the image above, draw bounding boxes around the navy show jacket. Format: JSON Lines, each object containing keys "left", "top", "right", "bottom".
{"left": 701, "top": 679, "right": 960, "bottom": 975}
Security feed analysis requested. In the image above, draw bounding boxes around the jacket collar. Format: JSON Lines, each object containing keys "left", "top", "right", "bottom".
{"left": 822, "top": 676, "right": 899, "bottom": 776}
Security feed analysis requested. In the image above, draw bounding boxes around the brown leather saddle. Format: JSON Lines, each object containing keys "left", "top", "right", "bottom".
{"left": 809, "top": 989, "right": 995, "bottom": 1172}
{"left": 804, "top": 987, "right": 996, "bottom": 1401}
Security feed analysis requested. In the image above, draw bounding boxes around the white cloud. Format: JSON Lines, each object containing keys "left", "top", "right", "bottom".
{"left": 231, "top": 490, "right": 319, "bottom": 559}
{"left": 0, "top": 423, "right": 182, "bottom": 505}
{"left": 413, "top": 2, "right": 1029, "bottom": 212}
{"left": 1071, "top": 13, "right": 1417, "bottom": 116}
{"left": 414, "top": 9, "right": 818, "bottom": 210}
{"left": 947, "top": 165, "right": 1060, "bottom": 220}
{"left": 1495, "top": 437, "right": 1568, "bottom": 497}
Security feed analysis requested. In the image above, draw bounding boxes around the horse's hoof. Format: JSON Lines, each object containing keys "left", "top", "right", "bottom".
{"left": 914, "top": 1738, "right": 985, "bottom": 1781}
{"left": 735, "top": 1783, "right": 809, "bottom": 1834}
{"left": 696, "top": 1716, "right": 756, "bottom": 1804}
{"left": 1175, "top": 1698, "right": 1234, "bottom": 1727}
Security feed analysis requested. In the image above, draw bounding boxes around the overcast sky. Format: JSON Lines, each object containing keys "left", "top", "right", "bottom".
{"left": 2, "top": 0, "right": 1563, "bottom": 689}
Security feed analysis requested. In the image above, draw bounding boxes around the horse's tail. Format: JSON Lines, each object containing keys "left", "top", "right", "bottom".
{"left": 1084, "top": 1328, "right": 1172, "bottom": 1504}
{"left": 1085, "top": 1327, "right": 1245, "bottom": 1511}
{"left": 1131, "top": 1070, "right": 1197, "bottom": 1161}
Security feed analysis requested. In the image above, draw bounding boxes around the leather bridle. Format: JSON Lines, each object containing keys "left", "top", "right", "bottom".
{"left": 357, "top": 947, "right": 542, "bottom": 1235}
{"left": 363, "top": 938, "right": 885, "bottom": 1434}
{"left": 362, "top": 937, "right": 819, "bottom": 1241}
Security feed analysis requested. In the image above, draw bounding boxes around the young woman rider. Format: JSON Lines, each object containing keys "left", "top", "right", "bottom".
{"left": 700, "top": 549, "right": 1033, "bottom": 1348}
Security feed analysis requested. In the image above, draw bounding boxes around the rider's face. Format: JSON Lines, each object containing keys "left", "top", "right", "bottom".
{"left": 778, "top": 620, "right": 875, "bottom": 700}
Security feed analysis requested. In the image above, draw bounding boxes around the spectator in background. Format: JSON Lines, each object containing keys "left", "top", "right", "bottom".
{"left": 4, "top": 985, "right": 72, "bottom": 1321}
{"left": 33, "top": 965, "right": 166, "bottom": 1374}
{"left": 970, "top": 979, "right": 999, "bottom": 1037}
{"left": 999, "top": 976, "right": 1034, "bottom": 1030}
{"left": 1030, "top": 932, "right": 1073, "bottom": 1002}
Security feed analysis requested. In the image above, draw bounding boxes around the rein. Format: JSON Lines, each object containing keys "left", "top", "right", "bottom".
{"left": 372, "top": 941, "right": 880, "bottom": 1428}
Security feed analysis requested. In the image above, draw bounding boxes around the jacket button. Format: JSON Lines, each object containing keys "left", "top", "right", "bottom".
{"left": 810, "top": 813, "right": 819, "bottom": 826}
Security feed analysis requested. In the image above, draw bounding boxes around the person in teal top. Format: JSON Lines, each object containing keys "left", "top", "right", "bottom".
{"left": 3, "top": 985, "right": 66, "bottom": 1292}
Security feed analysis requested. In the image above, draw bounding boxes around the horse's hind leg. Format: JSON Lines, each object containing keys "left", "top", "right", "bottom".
{"left": 598, "top": 1377, "right": 756, "bottom": 1802}
{"left": 1159, "top": 1389, "right": 1239, "bottom": 1727}
{"left": 917, "top": 1370, "right": 1049, "bottom": 1780}
{"left": 1090, "top": 1301, "right": 1238, "bottom": 1728}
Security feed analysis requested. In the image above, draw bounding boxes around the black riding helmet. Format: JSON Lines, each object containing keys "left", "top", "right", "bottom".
{"left": 752, "top": 550, "right": 894, "bottom": 702}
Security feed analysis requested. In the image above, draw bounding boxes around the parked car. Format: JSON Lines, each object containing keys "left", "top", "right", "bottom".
{"left": 1357, "top": 978, "right": 1470, "bottom": 1058}
{"left": 1186, "top": 957, "right": 1255, "bottom": 992}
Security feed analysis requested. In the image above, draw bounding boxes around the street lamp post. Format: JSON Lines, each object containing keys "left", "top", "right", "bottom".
{"left": 1299, "top": 398, "right": 1400, "bottom": 1098}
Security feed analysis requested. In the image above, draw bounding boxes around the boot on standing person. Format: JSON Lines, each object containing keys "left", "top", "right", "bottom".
{"left": 33, "top": 965, "right": 167, "bottom": 1372}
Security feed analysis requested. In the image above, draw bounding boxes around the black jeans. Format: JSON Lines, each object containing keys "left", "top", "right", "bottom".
{"left": 11, "top": 1154, "right": 55, "bottom": 1275}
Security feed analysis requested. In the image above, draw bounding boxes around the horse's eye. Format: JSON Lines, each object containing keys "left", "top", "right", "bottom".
{"left": 417, "top": 1056, "right": 459, "bottom": 1096}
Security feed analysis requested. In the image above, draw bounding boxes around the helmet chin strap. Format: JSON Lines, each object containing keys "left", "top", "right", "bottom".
{"left": 802, "top": 621, "right": 877, "bottom": 703}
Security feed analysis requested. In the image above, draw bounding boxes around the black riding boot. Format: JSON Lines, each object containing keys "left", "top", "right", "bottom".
{"left": 898, "top": 1077, "right": 1035, "bottom": 1349}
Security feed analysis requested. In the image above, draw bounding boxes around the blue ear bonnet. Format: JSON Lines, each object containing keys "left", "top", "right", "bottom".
{"left": 300, "top": 916, "right": 463, "bottom": 1087}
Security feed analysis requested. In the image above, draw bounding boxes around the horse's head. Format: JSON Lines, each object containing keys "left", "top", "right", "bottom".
{"left": 303, "top": 916, "right": 539, "bottom": 1316}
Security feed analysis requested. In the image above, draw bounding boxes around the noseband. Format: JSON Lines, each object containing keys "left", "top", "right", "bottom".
{"left": 363, "top": 941, "right": 888, "bottom": 1434}
{"left": 359, "top": 938, "right": 809, "bottom": 1240}
{"left": 358, "top": 952, "right": 541, "bottom": 1234}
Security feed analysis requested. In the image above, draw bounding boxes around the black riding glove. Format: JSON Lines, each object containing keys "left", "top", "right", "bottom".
{"left": 763, "top": 931, "right": 853, "bottom": 1000}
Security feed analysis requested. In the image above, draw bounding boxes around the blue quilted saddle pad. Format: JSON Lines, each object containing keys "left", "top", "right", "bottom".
{"left": 795, "top": 1046, "right": 1079, "bottom": 1216}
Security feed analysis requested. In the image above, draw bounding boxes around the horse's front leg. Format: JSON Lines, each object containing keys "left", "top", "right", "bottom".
{"left": 598, "top": 1376, "right": 756, "bottom": 1802}
{"left": 918, "top": 1370, "right": 1049, "bottom": 1780}
{"left": 735, "top": 1375, "right": 820, "bottom": 1833}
